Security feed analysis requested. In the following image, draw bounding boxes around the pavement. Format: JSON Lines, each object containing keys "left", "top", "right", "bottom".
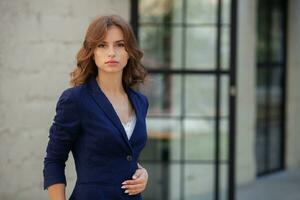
{"left": 237, "top": 169, "right": 300, "bottom": 200}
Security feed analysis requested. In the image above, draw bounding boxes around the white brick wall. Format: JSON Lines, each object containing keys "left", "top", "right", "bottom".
{"left": 0, "top": 0, "right": 129, "bottom": 199}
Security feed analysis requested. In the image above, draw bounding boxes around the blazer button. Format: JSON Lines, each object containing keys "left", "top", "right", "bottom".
{"left": 126, "top": 155, "right": 133, "bottom": 161}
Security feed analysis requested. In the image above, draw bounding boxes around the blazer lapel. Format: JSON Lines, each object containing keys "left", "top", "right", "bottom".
{"left": 87, "top": 76, "right": 137, "bottom": 153}
{"left": 125, "top": 86, "right": 141, "bottom": 143}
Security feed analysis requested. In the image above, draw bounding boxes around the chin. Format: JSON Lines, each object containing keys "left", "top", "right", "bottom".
{"left": 101, "top": 68, "right": 124, "bottom": 74}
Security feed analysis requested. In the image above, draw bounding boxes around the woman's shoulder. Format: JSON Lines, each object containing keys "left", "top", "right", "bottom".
{"left": 58, "top": 84, "right": 86, "bottom": 103}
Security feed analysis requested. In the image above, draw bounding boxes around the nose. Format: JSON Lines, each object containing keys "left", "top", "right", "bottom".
{"left": 107, "top": 46, "right": 116, "bottom": 58}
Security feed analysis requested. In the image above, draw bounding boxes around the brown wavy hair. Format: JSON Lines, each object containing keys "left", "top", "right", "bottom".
{"left": 70, "top": 15, "right": 147, "bottom": 88}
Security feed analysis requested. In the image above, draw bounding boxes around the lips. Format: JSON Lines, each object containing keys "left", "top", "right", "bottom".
{"left": 105, "top": 60, "right": 119, "bottom": 64}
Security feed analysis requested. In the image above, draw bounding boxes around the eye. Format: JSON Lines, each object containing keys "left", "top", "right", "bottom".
{"left": 117, "top": 43, "right": 125, "bottom": 47}
{"left": 98, "top": 44, "right": 106, "bottom": 48}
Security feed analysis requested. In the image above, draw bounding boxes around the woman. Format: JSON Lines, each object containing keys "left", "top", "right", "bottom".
{"left": 43, "top": 15, "right": 149, "bottom": 200}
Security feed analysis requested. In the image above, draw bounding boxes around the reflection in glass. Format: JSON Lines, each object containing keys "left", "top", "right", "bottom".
{"left": 271, "top": 6, "right": 284, "bottom": 62}
{"left": 185, "top": 75, "right": 215, "bottom": 117}
{"left": 221, "top": 75, "right": 229, "bottom": 117}
{"left": 184, "top": 119, "right": 214, "bottom": 160}
{"left": 140, "top": 26, "right": 182, "bottom": 69}
{"left": 255, "top": 0, "right": 285, "bottom": 175}
{"left": 140, "top": 118, "right": 181, "bottom": 161}
{"left": 139, "top": 0, "right": 183, "bottom": 23}
{"left": 186, "top": 0, "right": 216, "bottom": 24}
{"left": 169, "top": 164, "right": 181, "bottom": 200}
{"left": 184, "top": 164, "right": 213, "bottom": 200}
{"left": 141, "top": 163, "right": 163, "bottom": 200}
{"left": 138, "top": 0, "right": 233, "bottom": 198}
{"left": 186, "top": 27, "right": 216, "bottom": 69}
{"left": 270, "top": 67, "right": 282, "bottom": 121}
{"left": 256, "top": 67, "right": 268, "bottom": 120}
{"left": 269, "top": 119, "right": 282, "bottom": 170}
{"left": 256, "top": 66, "right": 284, "bottom": 174}
{"left": 256, "top": 0, "right": 268, "bottom": 63}
{"left": 220, "top": 119, "right": 229, "bottom": 161}
{"left": 222, "top": 0, "right": 231, "bottom": 24}
{"left": 256, "top": 121, "right": 267, "bottom": 174}
{"left": 221, "top": 27, "right": 230, "bottom": 69}
{"left": 142, "top": 163, "right": 181, "bottom": 200}
{"left": 220, "top": 164, "right": 228, "bottom": 200}
{"left": 140, "top": 74, "right": 182, "bottom": 117}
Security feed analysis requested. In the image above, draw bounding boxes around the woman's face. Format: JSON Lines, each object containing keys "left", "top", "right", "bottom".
{"left": 93, "top": 25, "right": 129, "bottom": 74}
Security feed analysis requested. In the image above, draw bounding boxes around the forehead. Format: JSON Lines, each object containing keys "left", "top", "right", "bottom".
{"left": 102, "top": 25, "right": 124, "bottom": 41}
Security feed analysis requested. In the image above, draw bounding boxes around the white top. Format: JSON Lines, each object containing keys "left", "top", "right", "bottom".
{"left": 121, "top": 113, "right": 137, "bottom": 140}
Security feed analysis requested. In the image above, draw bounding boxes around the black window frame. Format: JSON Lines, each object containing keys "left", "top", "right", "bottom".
{"left": 131, "top": 0, "right": 238, "bottom": 199}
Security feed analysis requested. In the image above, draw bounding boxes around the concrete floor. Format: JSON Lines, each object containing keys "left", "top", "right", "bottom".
{"left": 237, "top": 169, "right": 300, "bottom": 200}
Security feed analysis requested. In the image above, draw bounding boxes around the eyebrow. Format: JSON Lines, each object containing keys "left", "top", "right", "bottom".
{"left": 100, "top": 40, "right": 125, "bottom": 43}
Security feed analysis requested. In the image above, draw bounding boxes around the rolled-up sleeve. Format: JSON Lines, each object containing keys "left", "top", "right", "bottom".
{"left": 43, "top": 88, "right": 81, "bottom": 190}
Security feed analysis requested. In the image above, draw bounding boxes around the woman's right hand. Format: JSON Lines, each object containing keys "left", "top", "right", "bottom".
{"left": 121, "top": 165, "right": 148, "bottom": 195}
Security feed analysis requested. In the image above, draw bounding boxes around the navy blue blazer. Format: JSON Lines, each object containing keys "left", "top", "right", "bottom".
{"left": 43, "top": 76, "right": 148, "bottom": 200}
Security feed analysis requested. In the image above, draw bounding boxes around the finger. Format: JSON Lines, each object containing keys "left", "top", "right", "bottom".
{"left": 122, "top": 178, "right": 144, "bottom": 185}
{"left": 132, "top": 169, "right": 143, "bottom": 179}
{"left": 124, "top": 187, "right": 143, "bottom": 195}
{"left": 133, "top": 172, "right": 147, "bottom": 183}
{"left": 122, "top": 183, "right": 144, "bottom": 190}
{"left": 128, "top": 189, "right": 143, "bottom": 195}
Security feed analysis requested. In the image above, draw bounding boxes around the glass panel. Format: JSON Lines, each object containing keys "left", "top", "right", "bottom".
{"left": 185, "top": 27, "right": 216, "bottom": 69}
{"left": 221, "top": 76, "right": 229, "bottom": 161}
{"left": 220, "top": 164, "right": 228, "bottom": 200}
{"left": 186, "top": 0, "right": 217, "bottom": 24}
{"left": 184, "top": 164, "right": 213, "bottom": 200}
{"left": 142, "top": 163, "right": 181, "bottom": 200}
{"left": 140, "top": 118, "right": 181, "bottom": 161}
{"left": 221, "top": 75, "right": 229, "bottom": 117}
{"left": 222, "top": 0, "right": 231, "bottom": 24}
{"left": 256, "top": 0, "right": 268, "bottom": 63}
{"left": 257, "top": 67, "right": 268, "bottom": 87}
{"left": 256, "top": 64, "right": 268, "bottom": 174}
{"left": 255, "top": 120, "right": 267, "bottom": 174}
{"left": 256, "top": 67, "right": 268, "bottom": 120}
{"left": 270, "top": 67, "right": 283, "bottom": 94}
{"left": 255, "top": 0, "right": 285, "bottom": 175}
{"left": 141, "top": 163, "right": 163, "bottom": 200}
{"left": 220, "top": 118, "right": 229, "bottom": 161}
{"left": 184, "top": 119, "right": 214, "bottom": 160}
{"left": 270, "top": 67, "right": 282, "bottom": 87}
{"left": 270, "top": 67, "right": 282, "bottom": 120}
{"left": 270, "top": 92, "right": 282, "bottom": 120}
{"left": 269, "top": 67, "right": 283, "bottom": 170}
{"left": 139, "top": 0, "right": 183, "bottom": 23}
{"left": 271, "top": 6, "right": 284, "bottom": 62}
{"left": 140, "top": 26, "right": 182, "bottom": 69}
{"left": 185, "top": 75, "right": 215, "bottom": 117}
{"left": 269, "top": 119, "right": 282, "bottom": 170}
{"left": 168, "top": 164, "right": 181, "bottom": 200}
{"left": 138, "top": 0, "right": 233, "bottom": 198}
{"left": 139, "top": 74, "right": 182, "bottom": 117}
{"left": 221, "top": 27, "right": 230, "bottom": 70}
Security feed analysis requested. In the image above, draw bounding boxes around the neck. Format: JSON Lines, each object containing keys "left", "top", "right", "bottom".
{"left": 96, "top": 70, "right": 125, "bottom": 95}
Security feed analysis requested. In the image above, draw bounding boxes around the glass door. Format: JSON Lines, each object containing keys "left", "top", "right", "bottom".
{"left": 256, "top": 0, "right": 287, "bottom": 176}
{"left": 131, "top": 0, "right": 237, "bottom": 199}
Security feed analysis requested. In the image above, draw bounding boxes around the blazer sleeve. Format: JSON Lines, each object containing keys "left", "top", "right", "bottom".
{"left": 43, "top": 88, "right": 81, "bottom": 190}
